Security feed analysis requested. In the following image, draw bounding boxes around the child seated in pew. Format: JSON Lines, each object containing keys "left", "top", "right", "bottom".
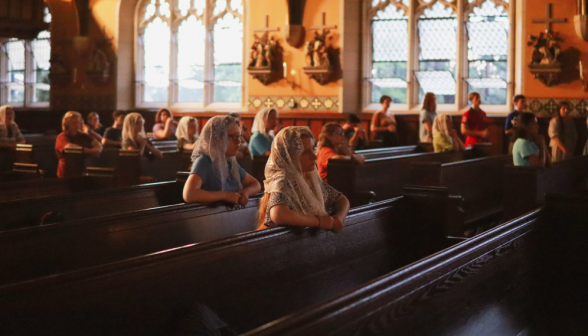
{"left": 432, "top": 114, "right": 465, "bottom": 153}
{"left": 341, "top": 114, "right": 368, "bottom": 150}
{"left": 257, "top": 126, "right": 350, "bottom": 232}
{"left": 461, "top": 91, "right": 488, "bottom": 147}
{"left": 317, "top": 123, "right": 365, "bottom": 182}
{"left": 549, "top": 101, "right": 578, "bottom": 163}
{"left": 183, "top": 115, "right": 261, "bottom": 205}
{"left": 55, "top": 111, "right": 103, "bottom": 178}
{"left": 249, "top": 108, "right": 282, "bottom": 157}
{"left": 513, "top": 112, "right": 548, "bottom": 167}
{"left": 176, "top": 116, "right": 199, "bottom": 152}
{"left": 102, "top": 110, "right": 126, "bottom": 147}
{"left": 122, "top": 113, "right": 163, "bottom": 159}
{"left": 0, "top": 105, "right": 25, "bottom": 148}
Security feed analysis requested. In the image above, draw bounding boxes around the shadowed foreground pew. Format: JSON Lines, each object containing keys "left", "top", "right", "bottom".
{"left": 246, "top": 194, "right": 588, "bottom": 336}
{"left": 410, "top": 155, "right": 513, "bottom": 234}
{"left": 0, "top": 196, "right": 262, "bottom": 285}
{"left": 0, "top": 180, "right": 184, "bottom": 231}
{"left": 0, "top": 188, "right": 464, "bottom": 335}
{"left": 328, "top": 145, "right": 489, "bottom": 207}
{"left": 503, "top": 155, "right": 588, "bottom": 220}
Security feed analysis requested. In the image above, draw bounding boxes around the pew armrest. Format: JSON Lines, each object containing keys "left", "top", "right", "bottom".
{"left": 350, "top": 190, "right": 377, "bottom": 207}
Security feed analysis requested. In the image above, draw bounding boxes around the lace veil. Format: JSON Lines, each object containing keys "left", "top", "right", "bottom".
{"left": 264, "top": 126, "right": 327, "bottom": 216}
{"left": 176, "top": 116, "right": 198, "bottom": 143}
{"left": 0, "top": 105, "right": 15, "bottom": 126}
{"left": 191, "top": 115, "right": 242, "bottom": 191}
{"left": 122, "top": 112, "right": 146, "bottom": 145}
{"left": 433, "top": 114, "right": 452, "bottom": 143}
{"left": 251, "top": 108, "right": 277, "bottom": 136}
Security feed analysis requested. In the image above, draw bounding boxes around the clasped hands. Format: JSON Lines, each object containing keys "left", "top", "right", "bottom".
{"left": 317, "top": 215, "right": 343, "bottom": 233}
{"left": 224, "top": 190, "right": 251, "bottom": 206}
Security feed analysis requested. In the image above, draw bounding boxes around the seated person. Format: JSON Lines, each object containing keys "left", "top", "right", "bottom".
{"left": 249, "top": 108, "right": 282, "bottom": 157}
{"left": 432, "top": 114, "right": 465, "bottom": 153}
{"left": 122, "top": 113, "right": 163, "bottom": 158}
{"left": 102, "top": 110, "right": 126, "bottom": 147}
{"left": 183, "top": 115, "right": 261, "bottom": 205}
{"left": 153, "top": 108, "right": 178, "bottom": 140}
{"left": 513, "top": 112, "right": 548, "bottom": 167}
{"left": 258, "top": 126, "right": 350, "bottom": 232}
{"left": 371, "top": 95, "right": 398, "bottom": 147}
{"left": 82, "top": 112, "right": 103, "bottom": 142}
{"left": 420, "top": 92, "right": 438, "bottom": 142}
{"left": 229, "top": 113, "right": 251, "bottom": 144}
{"left": 176, "top": 116, "right": 199, "bottom": 152}
{"left": 0, "top": 105, "right": 25, "bottom": 148}
{"left": 317, "top": 123, "right": 365, "bottom": 182}
{"left": 55, "top": 111, "right": 103, "bottom": 178}
{"left": 341, "top": 114, "right": 367, "bottom": 150}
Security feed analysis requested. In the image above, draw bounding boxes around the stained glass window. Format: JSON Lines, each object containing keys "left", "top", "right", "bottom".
{"left": 418, "top": 1, "right": 457, "bottom": 104}
{"left": 136, "top": 0, "right": 243, "bottom": 107}
{"left": 467, "top": 0, "right": 509, "bottom": 105}
{"left": 370, "top": 0, "right": 409, "bottom": 104}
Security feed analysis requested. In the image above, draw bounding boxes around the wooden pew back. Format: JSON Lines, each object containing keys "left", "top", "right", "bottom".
{"left": 503, "top": 155, "right": 588, "bottom": 220}
{"left": 248, "top": 194, "right": 588, "bottom": 336}
{"left": 0, "top": 181, "right": 183, "bottom": 231}
{"left": 0, "top": 188, "right": 462, "bottom": 335}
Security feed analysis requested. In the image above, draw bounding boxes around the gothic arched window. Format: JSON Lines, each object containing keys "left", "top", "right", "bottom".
{"left": 365, "top": 0, "right": 512, "bottom": 111}
{"left": 136, "top": 0, "right": 244, "bottom": 109}
{"left": 0, "top": 6, "right": 51, "bottom": 107}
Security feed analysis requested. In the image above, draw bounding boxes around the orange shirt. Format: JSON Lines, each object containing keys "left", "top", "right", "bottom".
{"left": 317, "top": 147, "right": 337, "bottom": 181}
{"left": 55, "top": 132, "right": 94, "bottom": 178}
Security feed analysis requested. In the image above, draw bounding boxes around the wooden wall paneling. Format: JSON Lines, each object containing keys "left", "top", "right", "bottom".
{"left": 294, "top": 119, "right": 309, "bottom": 127}
{"left": 310, "top": 120, "right": 323, "bottom": 138}
{"left": 281, "top": 119, "right": 295, "bottom": 128}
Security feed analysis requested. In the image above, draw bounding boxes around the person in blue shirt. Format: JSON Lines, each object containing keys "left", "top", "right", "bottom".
{"left": 512, "top": 112, "right": 548, "bottom": 167}
{"left": 183, "top": 115, "right": 261, "bottom": 205}
{"left": 249, "top": 108, "right": 282, "bottom": 157}
{"left": 505, "top": 94, "right": 526, "bottom": 154}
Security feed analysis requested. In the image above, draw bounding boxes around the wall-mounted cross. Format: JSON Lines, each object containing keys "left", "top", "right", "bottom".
{"left": 531, "top": 3, "right": 567, "bottom": 33}
{"left": 254, "top": 15, "right": 280, "bottom": 33}
{"left": 309, "top": 12, "right": 337, "bottom": 34}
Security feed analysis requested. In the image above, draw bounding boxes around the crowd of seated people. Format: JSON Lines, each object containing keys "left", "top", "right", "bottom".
{"left": 122, "top": 113, "right": 163, "bottom": 159}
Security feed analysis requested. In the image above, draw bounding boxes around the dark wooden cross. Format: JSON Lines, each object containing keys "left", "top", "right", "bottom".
{"left": 254, "top": 15, "right": 280, "bottom": 33}
{"left": 531, "top": 3, "right": 567, "bottom": 32}
{"left": 309, "top": 12, "right": 337, "bottom": 34}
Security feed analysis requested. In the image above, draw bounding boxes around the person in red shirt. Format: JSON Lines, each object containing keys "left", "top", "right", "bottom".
{"left": 55, "top": 111, "right": 103, "bottom": 178}
{"left": 316, "top": 123, "right": 365, "bottom": 181}
{"left": 461, "top": 91, "right": 489, "bottom": 147}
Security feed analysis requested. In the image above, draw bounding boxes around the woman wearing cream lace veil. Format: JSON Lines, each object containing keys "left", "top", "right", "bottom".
{"left": 257, "top": 126, "right": 350, "bottom": 232}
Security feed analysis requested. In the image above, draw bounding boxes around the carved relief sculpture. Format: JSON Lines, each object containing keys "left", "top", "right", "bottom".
{"left": 528, "top": 3, "right": 567, "bottom": 87}
{"left": 303, "top": 13, "right": 340, "bottom": 85}
{"left": 86, "top": 34, "right": 113, "bottom": 86}
{"left": 49, "top": 53, "right": 72, "bottom": 86}
{"left": 247, "top": 15, "right": 283, "bottom": 86}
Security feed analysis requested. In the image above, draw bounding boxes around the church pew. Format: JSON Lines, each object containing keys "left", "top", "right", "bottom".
{"left": 0, "top": 146, "right": 16, "bottom": 171}
{"left": 0, "top": 180, "right": 184, "bottom": 231}
{"left": 251, "top": 144, "right": 435, "bottom": 191}
{"left": 410, "top": 155, "right": 513, "bottom": 234}
{"left": 0, "top": 187, "right": 465, "bottom": 335}
{"left": 0, "top": 175, "right": 116, "bottom": 202}
{"left": 503, "top": 155, "right": 588, "bottom": 220}
{"left": 0, "top": 196, "right": 262, "bottom": 286}
{"left": 15, "top": 142, "right": 58, "bottom": 177}
{"left": 328, "top": 145, "right": 488, "bottom": 207}
{"left": 247, "top": 195, "right": 588, "bottom": 336}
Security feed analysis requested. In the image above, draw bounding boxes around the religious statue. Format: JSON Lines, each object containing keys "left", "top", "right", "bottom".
{"left": 247, "top": 32, "right": 283, "bottom": 85}
{"left": 527, "top": 30, "right": 564, "bottom": 87}
{"left": 304, "top": 31, "right": 330, "bottom": 69}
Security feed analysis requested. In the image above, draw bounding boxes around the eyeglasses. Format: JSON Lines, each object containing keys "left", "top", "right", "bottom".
{"left": 228, "top": 134, "right": 243, "bottom": 143}
{"left": 331, "top": 131, "right": 344, "bottom": 136}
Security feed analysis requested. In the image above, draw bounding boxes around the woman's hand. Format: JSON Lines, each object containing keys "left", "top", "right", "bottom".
{"left": 224, "top": 191, "right": 241, "bottom": 204}
{"left": 332, "top": 217, "right": 344, "bottom": 233}
{"left": 274, "top": 123, "right": 284, "bottom": 134}
{"left": 387, "top": 125, "right": 396, "bottom": 133}
{"left": 237, "top": 189, "right": 250, "bottom": 206}
{"left": 166, "top": 117, "right": 178, "bottom": 127}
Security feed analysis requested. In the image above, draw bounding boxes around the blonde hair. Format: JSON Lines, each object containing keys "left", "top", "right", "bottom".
{"left": 62, "top": 111, "right": 82, "bottom": 132}
{"left": 468, "top": 92, "right": 480, "bottom": 102}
